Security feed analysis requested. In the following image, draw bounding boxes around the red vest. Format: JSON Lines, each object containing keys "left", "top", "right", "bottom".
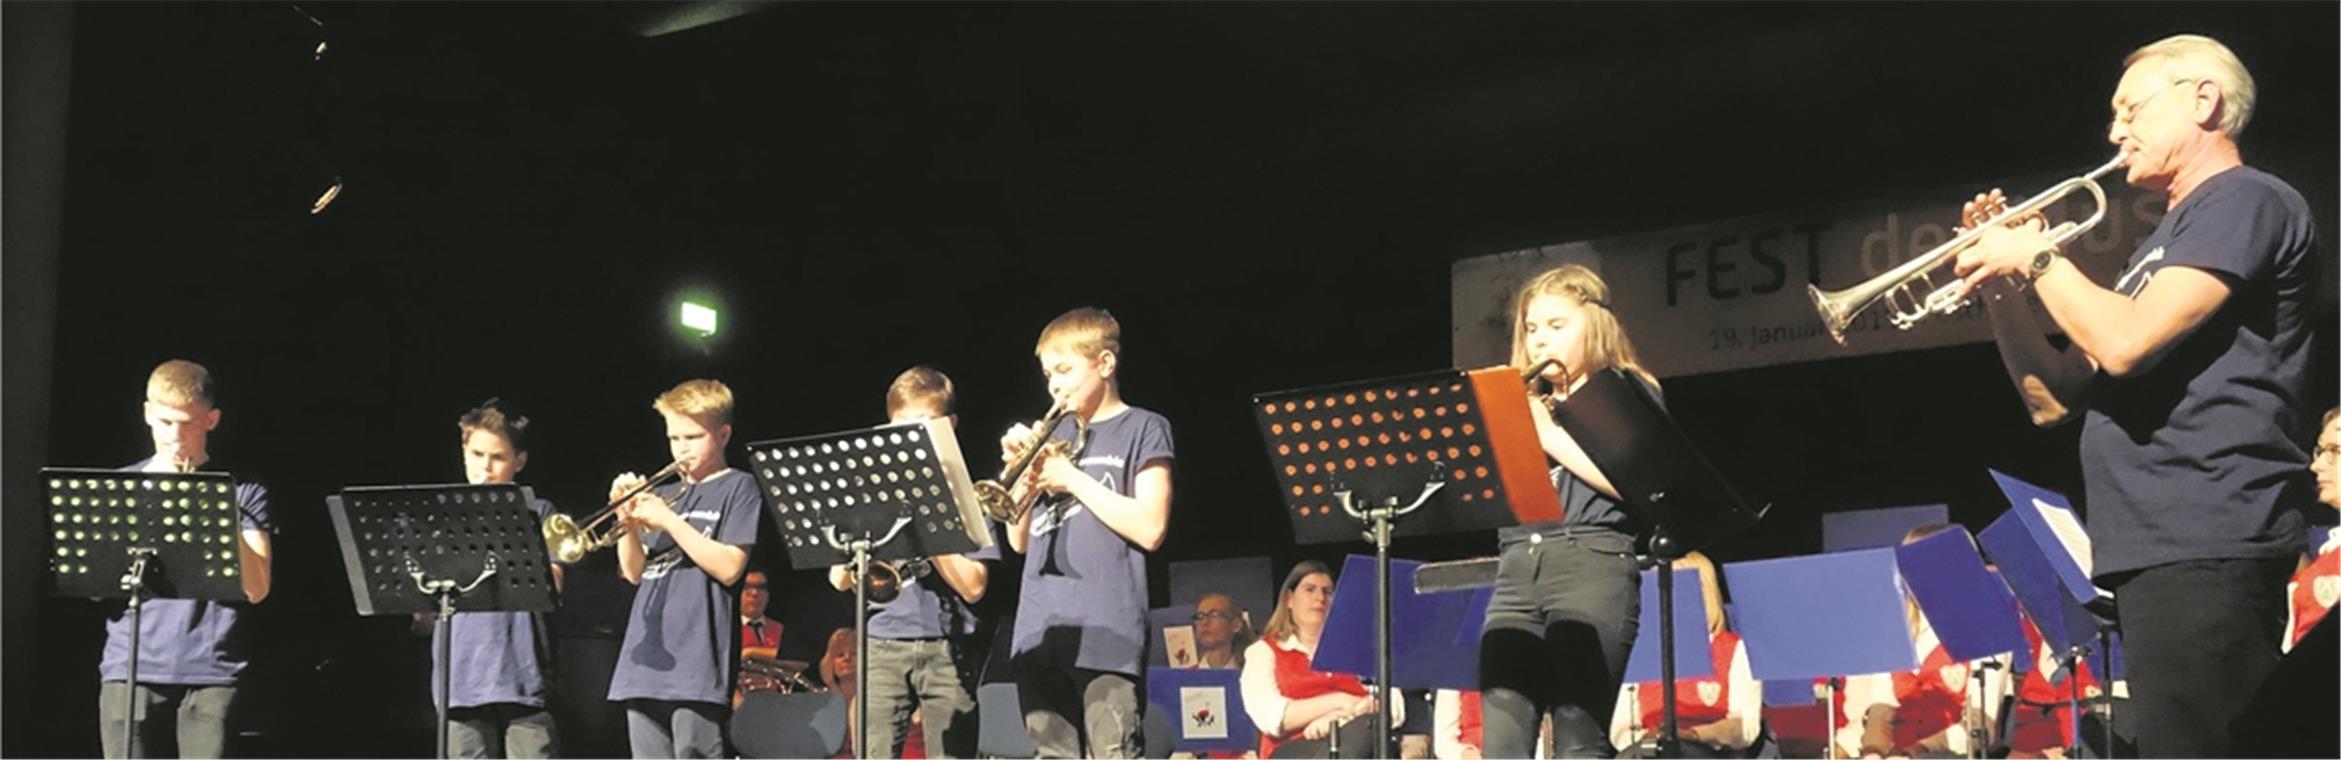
{"left": 2009, "top": 617, "right": 2098, "bottom": 751}
{"left": 1458, "top": 690, "right": 1483, "bottom": 751}
{"left": 1887, "top": 643, "right": 1969, "bottom": 750}
{"left": 1633, "top": 631, "right": 1739, "bottom": 732}
{"left": 2290, "top": 547, "right": 2339, "bottom": 649}
{"left": 1761, "top": 678, "right": 1848, "bottom": 758}
{"left": 1258, "top": 638, "right": 1367, "bottom": 757}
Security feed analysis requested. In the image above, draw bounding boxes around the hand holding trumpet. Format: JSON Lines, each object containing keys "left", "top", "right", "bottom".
{"left": 1951, "top": 188, "right": 2058, "bottom": 300}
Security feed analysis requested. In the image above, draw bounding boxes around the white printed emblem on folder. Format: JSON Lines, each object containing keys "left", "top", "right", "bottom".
{"left": 1164, "top": 625, "right": 1198, "bottom": 669}
{"left": 1180, "top": 686, "right": 1228, "bottom": 739}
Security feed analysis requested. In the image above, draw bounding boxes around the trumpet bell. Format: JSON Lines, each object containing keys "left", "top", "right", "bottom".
{"left": 542, "top": 513, "right": 593, "bottom": 564}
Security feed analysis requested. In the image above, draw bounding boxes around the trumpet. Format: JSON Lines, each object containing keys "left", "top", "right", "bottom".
{"left": 1808, "top": 153, "right": 2128, "bottom": 344}
{"left": 542, "top": 459, "right": 687, "bottom": 563}
{"left": 972, "top": 400, "right": 1088, "bottom": 524}
{"left": 1521, "top": 357, "right": 1564, "bottom": 411}
{"left": 844, "top": 557, "right": 932, "bottom": 605}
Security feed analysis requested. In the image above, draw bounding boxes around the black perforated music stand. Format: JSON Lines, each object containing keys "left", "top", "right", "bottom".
{"left": 326, "top": 483, "right": 558, "bottom": 759}
{"left": 746, "top": 418, "right": 989, "bottom": 758}
{"left": 44, "top": 467, "right": 248, "bottom": 757}
{"left": 1252, "top": 366, "right": 1562, "bottom": 756}
{"left": 1546, "top": 368, "right": 1765, "bottom": 758}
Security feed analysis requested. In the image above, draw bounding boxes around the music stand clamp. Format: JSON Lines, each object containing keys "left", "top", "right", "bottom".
{"left": 1254, "top": 366, "right": 1561, "bottom": 756}
{"left": 1545, "top": 369, "right": 1765, "bottom": 758}
{"left": 746, "top": 418, "right": 990, "bottom": 759}
{"left": 326, "top": 483, "right": 557, "bottom": 760}
{"left": 44, "top": 467, "right": 248, "bottom": 758}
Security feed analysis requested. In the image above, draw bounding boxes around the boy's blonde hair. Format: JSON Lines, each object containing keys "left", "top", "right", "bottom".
{"left": 1508, "top": 265, "right": 1659, "bottom": 393}
{"left": 1035, "top": 306, "right": 1121, "bottom": 359}
{"left": 654, "top": 379, "right": 735, "bottom": 428}
{"left": 2126, "top": 34, "right": 2257, "bottom": 137}
{"left": 886, "top": 366, "right": 957, "bottom": 419}
{"left": 146, "top": 359, "right": 216, "bottom": 408}
{"left": 458, "top": 398, "right": 531, "bottom": 453}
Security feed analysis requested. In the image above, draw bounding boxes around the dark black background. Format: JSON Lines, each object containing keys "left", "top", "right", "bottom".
{"left": 5, "top": 2, "right": 2333, "bottom": 756}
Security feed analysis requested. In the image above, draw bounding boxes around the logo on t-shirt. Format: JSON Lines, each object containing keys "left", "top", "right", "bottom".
{"left": 2115, "top": 246, "right": 2166, "bottom": 297}
{"left": 1696, "top": 680, "right": 1721, "bottom": 705}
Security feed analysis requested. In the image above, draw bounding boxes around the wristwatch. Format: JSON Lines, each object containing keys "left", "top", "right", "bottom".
{"left": 2026, "top": 248, "right": 2058, "bottom": 281}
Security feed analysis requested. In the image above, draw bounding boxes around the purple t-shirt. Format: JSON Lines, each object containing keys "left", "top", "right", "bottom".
{"left": 434, "top": 497, "right": 559, "bottom": 709}
{"left": 607, "top": 468, "right": 761, "bottom": 705}
{"left": 1011, "top": 405, "right": 1175, "bottom": 676}
{"left": 868, "top": 528, "right": 1001, "bottom": 640}
{"left": 2081, "top": 165, "right": 2319, "bottom": 577}
{"left": 99, "top": 458, "right": 272, "bottom": 685}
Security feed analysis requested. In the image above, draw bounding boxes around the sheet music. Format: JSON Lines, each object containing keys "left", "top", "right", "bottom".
{"left": 2031, "top": 497, "right": 2094, "bottom": 578}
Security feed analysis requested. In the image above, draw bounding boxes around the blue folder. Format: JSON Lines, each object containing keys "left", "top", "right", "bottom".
{"left": 1824, "top": 504, "right": 1950, "bottom": 552}
{"left": 1622, "top": 565, "right": 1717, "bottom": 682}
{"left": 1976, "top": 470, "right": 2105, "bottom": 652}
{"left": 1146, "top": 666, "right": 1259, "bottom": 753}
{"left": 1895, "top": 526, "right": 2027, "bottom": 660}
{"left": 1728, "top": 548, "right": 1916, "bottom": 681}
{"left": 1314, "top": 554, "right": 1487, "bottom": 690}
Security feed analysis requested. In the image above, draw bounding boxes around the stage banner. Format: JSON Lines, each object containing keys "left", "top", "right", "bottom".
{"left": 1452, "top": 167, "right": 2166, "bottom": 377}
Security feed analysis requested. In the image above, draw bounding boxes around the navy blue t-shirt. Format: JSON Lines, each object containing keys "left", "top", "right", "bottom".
{"left": 2081, "top": 165, "right": 2319, "bottom": 577}
{"left": 867, "top": 526, "right": 1001, "bottom": 640}
{"left": 435, "top": 496, "right": 559, "bottom": 709}
{"left": 1011, "top": 405, "right": 1175, "bottom": 676}
{"left": 607, "top": 468, "right": 761, "bottom": 705}
{"left": 99, "top": 458, "right": 272, "bottom": 685}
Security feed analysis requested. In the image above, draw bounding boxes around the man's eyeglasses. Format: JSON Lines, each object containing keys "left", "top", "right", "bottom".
{"left": 2315, "top": 444, "right": 2340, "bottom": 461}
{"left": 2111, "top": 78, "right": 2197, "bottom": 132}
{"left": 1193, "top": 610, "right": 1240, "bottom": 623}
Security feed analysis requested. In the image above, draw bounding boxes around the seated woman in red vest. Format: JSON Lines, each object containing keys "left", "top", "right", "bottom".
{"left": 1842, "top": 525, "right": 2011, "bottom": 759}
{"left": 1605, "top": 552, "right": 1759, "bottom": 758}
{"left": 2286, "top": 408, "right": 2341, "bottom": 653}
{"left": 1239, "top": 560, "right": 1390, "bottom": 759}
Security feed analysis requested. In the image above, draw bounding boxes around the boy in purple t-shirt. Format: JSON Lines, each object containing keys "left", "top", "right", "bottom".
{"left": 827, "top": 366, "right": 998, "bottom": 757}
{"left": 427, "top": 399, "right": 562, "bottom": 758}
{"left": 99, "top": 359, "right": 274, "bottom": 759}
{"left": 1000, "top": 308, "right": 1176, "bottom": 758}
{"left": 606, "top": 379, "right": 760, "bottom": 759}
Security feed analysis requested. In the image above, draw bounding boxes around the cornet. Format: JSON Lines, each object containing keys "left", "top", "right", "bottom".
{"left": 542, "top": 459, "right": 687, "bottom": 563}
{"left": 1808, "top": 153, "right": 2128, "bottom": 344}
{"left": 845, "top": 557, "right": 932, "bottom": 605}
{"left": 972, "top": 400, "right": 1089, "bottom": 524}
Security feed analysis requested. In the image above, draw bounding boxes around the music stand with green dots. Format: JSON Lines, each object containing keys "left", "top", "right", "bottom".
{"left": 43, "top": 467, "right": 250, "bottom": 758}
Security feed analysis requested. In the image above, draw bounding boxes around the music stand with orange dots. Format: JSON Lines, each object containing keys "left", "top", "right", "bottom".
{"left": 744, "top": 418, "right": 989, "bottom": 759}
{"left": 1251, "top": 365, "right": 1563, "bottom": 755}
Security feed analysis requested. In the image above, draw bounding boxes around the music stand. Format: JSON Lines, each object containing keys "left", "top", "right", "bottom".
{"left": 1253, "top": 365, "right": 1561, "bottom": 756}
{"left": 325, "top": 483, "right": 558, "bottom": 760}
{"left": 1545, "top": 368, "right": 1764, "bottom": 757}
{"left": 1975, "top": 470, "right": 2113, "bottom": 757}
{"left": 745, "top": 418, "right": 988, "bottom": 759}
{"left": 1895, "top": 526, "right": 2027, "bottom": 758}
{"left": 1317, "top": 554, "right": 1493, "bottom": 691}
{"left": 43, "top": 467, "right": 248, "bottom": 759}
{"left": 1729, "top": 549, "right": 1920, "bottom": 760}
